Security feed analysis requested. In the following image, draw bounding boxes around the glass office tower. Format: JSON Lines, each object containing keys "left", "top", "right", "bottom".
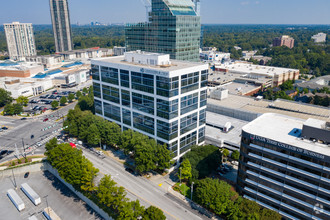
{"left": 49, "top": 0, "right": 73, "bottom": 52}
{"left": 126, "top": 0, "right": 201, "bottom": 61}
{"left": 238, "top": 113, "right": 330, "bottom": 220}
{"left": 92, "top": 51, "right": 208, "bottom": 159}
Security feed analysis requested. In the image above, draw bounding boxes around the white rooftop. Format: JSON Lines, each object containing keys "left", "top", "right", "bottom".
{"left": 0, "top": 62, "right": 42, "bottom": 71}
{"left": 215, "top": 62, "right": 299, "bottom": 77}
{"left": 242, "top": 113, "right": 330, "bottom": 157}
{"left": 92, "top": 53, "right": 207, "bottom": 72}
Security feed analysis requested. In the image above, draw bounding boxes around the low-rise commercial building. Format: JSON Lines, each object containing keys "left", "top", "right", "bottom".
{"left": 237, "top": 113, "right": 330, "bottom": 220}
{"left": 295, "top": 75, "right": 330, "bottom": 92}
{"left": 0, "top": 61, "right": 44, "bottom": 78}
{"left": 92, "top": 51, "right": 208, "bottom": 159}
{"left": 200, "top": 48, "right": 230, "bottom": 62}
{"left": 0, "top": 77, "right": 53, "bottom": 98}
{"left": 214, "top": 62, "right": 299, "bottom": 87}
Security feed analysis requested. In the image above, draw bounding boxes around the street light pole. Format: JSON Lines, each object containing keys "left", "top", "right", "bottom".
{"left": 179, "top": 167, "right": 182, "bottom": 186}
{"left": 44, "top": 195, "right": 50, "bottom": 216}
{"left": 12, "top": 169, "right": 17, "bottom": 190}
{"left": 191, "top": 182, "right": 194, "bottom": 200}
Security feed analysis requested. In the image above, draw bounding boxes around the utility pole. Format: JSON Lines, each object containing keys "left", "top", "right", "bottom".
{"left": 179, "top": 167, "right": 182, "bottom": 186}
{"left": 21, "top": 138, "right": 26, "bottom": 158}
{"left": 12, "top": 169, "right": 17, "bottom": 190}
{"left": 191, "top": 182, "right": 194, "bottom": 200}
{"left": 44, "top": 195, "right": 50, "bottom": 216}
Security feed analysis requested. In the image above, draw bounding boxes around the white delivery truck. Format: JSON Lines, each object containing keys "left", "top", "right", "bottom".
{"left": 21, "top": 183, "right": 41, "bottom": 206}
{"left": 7, "top": 189, "right": 25, "bottom": 211}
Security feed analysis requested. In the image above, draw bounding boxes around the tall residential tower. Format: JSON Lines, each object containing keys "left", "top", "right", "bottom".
{"left": 126, "top": 0, "right": 201, "bottom": 61}
{"left": 4, "top": 22, "right": 36, "bottom": 60}
{"left": 49, "top": 0, "right": 73, "bottom": 52}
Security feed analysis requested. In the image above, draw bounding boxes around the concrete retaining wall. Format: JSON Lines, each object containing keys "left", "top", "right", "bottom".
{"left": 44, "top": 163, "right": 113, "bottom": 220}
{"left": 0, "top": 162, "right": 113, "bottom": 220}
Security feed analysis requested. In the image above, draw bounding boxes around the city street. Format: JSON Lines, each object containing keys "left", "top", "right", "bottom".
{"left": 80, "top": 147, "right": 210, "bottom": 220}
{"left": 0, "top": 103, "right": 76, "bottom": 162}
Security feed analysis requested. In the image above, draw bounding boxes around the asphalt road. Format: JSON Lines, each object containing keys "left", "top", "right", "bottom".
{"left": 81, "top": 147, "right": 210, "bottom": 220}
{"left": 0, "top": 103, "right": 76, "bottom": 162}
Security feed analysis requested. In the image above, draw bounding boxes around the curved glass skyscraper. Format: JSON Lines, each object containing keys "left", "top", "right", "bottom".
{"left": 126, "top": 0, "right": 201, "bottom": 61}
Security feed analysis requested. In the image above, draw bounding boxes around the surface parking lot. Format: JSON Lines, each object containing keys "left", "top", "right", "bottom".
{"left": 0, "top": 171, "right": 102, "bottom": 220}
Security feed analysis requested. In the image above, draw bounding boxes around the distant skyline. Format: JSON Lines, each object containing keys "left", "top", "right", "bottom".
{"left": 0, "top": 0, "right": 329, "bottom": 25}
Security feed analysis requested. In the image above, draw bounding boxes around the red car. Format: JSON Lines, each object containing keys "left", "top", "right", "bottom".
{"left": 43, "top": 118, "right": 49, "bottom": 122}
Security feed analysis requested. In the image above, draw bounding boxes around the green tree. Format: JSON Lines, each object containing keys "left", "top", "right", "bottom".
{"left": 86, "top": 123, "right": 101, "bottom": 146}
{"left": 68, "top": 93, "right": 75, "bottom": 102}
{"left": 0, "top": 88, "right": 13, "bottom": 107}
{"left": 45, "top": 137, "right": 58, "bottom": 153}
{"left": 51, "top": 100, "right": 59, "bottom": 109}
{"left": 303, "top": 88, "right": 309, "bottom": 94}
{"left": 143, "top": 206, "right": 166, "bottom": 220}
{"left": 16, "top": 96, "right": 29, "bottom": 106}
{"left": 194, "top": 178, "right": 238, "bottom": 216}
{"left": 82, "top": 87, "right": 88, "bottom": 94}
{"left": 239, "top": 199, "right": 261, "bottom": 220}
{"left": 260, "top": 208, "right": 281, "bottom": 220}
{"left": 4, "top": 103, "right": 23, "bottom": 115}
{"left": 60, "top": 96, "right": 67, "bottom": 106}
{"left": 97, "top": 175, "right": 128, "bottom": 217}
{"left": 222, "top": 149, "right": 230, "bottom": 158}
{"left": 134, "top": 140, "right": 157, "bottom": 173}
{"left": 180, "top": 159, "right": 192, "bottom": 182}
{"left": 155, "top": 144, "right": 171, "bottom": 171}
{"left": 183, "top": 145, "right": 222, "bottom": 180}
{"left": 231, "top": 150, "right": 240, "bottom": 161}
{"left": 4, "top": 104, "right": 14, "bottom": 115}
{"left": 76, "top": 90, "right": 82, "bottom": 99}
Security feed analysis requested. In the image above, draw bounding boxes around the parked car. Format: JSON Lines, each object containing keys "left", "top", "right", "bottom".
{"left": 125, "top": 167, "right": 135, "bottom": 174}
{"left": 0, "top": 150, "right": 8, "bottom": 156}
{"left": 24, "top": 172, "right": 30, "bottom": 178}
{"left": 43, "top": 118, "right": 49, "bottom": 122}
{"left": 21, "top": 117, "right": 27, "bottom": 120}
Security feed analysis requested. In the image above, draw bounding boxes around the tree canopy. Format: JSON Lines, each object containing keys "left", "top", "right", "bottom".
{"left": 0, "top": 88, "right": 13, "bottom": 107}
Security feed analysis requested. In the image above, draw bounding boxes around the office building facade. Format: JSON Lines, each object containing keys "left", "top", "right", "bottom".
{"left": 273, "top": 35, "right": 295, "bottom": 49}
{"left": 4, "top": 22, "right": 36, "bottom": 60}
{"left": 49, "top": 0, "right": 73, "bottom": 52}
{"left": 237, "top": 113, "right": 330, "bottom": 220}
{"left": 125, "top": 0, "right": 201, "bottom": 61}
{"left": 92, "top": 51, "right": 208, "bottom": 159}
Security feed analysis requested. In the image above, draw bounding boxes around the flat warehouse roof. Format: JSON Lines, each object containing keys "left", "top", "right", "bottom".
{"left": 207, "top": 94, "right": 330, "bottom": 122}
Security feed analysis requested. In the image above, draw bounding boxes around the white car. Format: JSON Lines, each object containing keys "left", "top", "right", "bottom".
{"left": 36, "top": 142, "right": 42, "bottom": 147}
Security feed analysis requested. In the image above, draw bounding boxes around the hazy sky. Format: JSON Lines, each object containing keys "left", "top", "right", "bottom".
{"left": 0, "top": 0, "right": 329, "bottom": 25}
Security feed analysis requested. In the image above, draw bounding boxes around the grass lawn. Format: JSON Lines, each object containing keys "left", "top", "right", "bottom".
{"left": 173, "top": 182, "right": 191, "bottom": 197}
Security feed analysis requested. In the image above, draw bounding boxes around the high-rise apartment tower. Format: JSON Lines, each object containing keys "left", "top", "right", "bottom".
{"left": 4, "top": 22, "right": 37, "bottom": 60}
{"left": 49, "top": 0, "right": 73, "bottom": 52}
{"left": 273, "top": 35, "right": 295, "bottom": 49}
{"left": 126, "top": 0, "right": 201, "bottom": 61}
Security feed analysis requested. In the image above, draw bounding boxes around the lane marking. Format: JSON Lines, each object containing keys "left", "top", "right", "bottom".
{"left": 97, "top": 170, "right": 179, "bottom": 220}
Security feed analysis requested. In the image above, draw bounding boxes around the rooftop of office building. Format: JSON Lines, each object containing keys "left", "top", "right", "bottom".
{"left": 242, "top": 113, "right": 330, "bottom": 156}
{"left": 92, "top": 51, "right": 207, "bottom": 72}
{"left": 207, "top": 94, "right": 330, "bottom": 122}
{"left": 215, "top": 62, "right": 299, "bottom": 77}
